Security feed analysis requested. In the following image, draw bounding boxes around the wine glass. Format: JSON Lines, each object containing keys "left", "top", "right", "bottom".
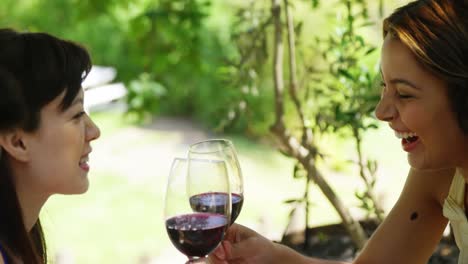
{"left": 164, "top": 157, "right": 231, "bottom": 264}
{"left": 189, "top": 139, "right": 244, "bottom": 224}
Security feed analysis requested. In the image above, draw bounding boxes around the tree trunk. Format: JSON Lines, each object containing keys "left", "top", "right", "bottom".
{"left": 271, "top": 0, "right": 367, "bottom": 249}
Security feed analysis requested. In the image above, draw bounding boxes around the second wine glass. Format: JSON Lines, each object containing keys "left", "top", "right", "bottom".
{"left": 164, "top": 158, "right": 231, "bottom": 263}
{"left": 189, "top": 139, "right": 244, "bottom": 224}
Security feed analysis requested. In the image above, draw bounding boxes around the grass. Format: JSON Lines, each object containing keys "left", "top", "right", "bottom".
{"left": 40, "top": 110, "right": 409, "bottom": 263}
{"left": 42, "top": 173, "right": 163, "bottom": 264}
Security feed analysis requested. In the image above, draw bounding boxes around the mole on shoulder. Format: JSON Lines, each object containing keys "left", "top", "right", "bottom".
{"left": 410, "top": 212, "right": 418, "bottom": 221}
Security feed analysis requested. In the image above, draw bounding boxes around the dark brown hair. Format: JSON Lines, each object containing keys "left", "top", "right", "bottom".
{"left": 383, "top": 0, "right": 468, "bottom": 132}
{"left": 0, "top": 28, "right": 91, "bottom": 263}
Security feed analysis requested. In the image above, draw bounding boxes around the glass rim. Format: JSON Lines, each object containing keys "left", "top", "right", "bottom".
{"left": 170, "top": 157, "right": 227, "bottom": 168}
{"left": 171, "top": 157, "right": 188, "bottom": 165}
{"left": 188, "top": 138, "right": 234, "bottom": 154}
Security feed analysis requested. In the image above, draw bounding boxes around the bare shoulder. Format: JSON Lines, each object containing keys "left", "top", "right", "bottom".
{"left": 355, "top": 167, "right": 455, "bottom": 264}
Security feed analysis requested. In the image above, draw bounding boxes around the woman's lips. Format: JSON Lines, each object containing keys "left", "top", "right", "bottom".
{"left": 79, "top": 156, "right": 90, "bottom": 172}
{"left": 79, "top": 162, "right": 90, "bottom": 172}
{"left": 402, "top": 136, "right": 420, "bottom": 152}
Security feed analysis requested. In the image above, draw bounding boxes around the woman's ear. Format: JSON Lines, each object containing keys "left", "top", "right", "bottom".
{"left": 0, "top": 130, "right": 30, "bottom": 162}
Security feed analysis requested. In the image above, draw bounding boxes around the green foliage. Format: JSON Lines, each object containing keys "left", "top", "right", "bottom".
{"left": 126, "top": 73, "right": 167, "bottom": 122}
{"left": 215, "top": 1, "right": 277, "bottom": 135}
{"left": 312, "top": 0, "right": 381, "bottom": 137}
{"left": 218, "top": 0, "right": 382, "bottom": 137}
{"left": 0, "top": 0, "right": 394, "bottom": 138}
{"left": 1, "top": 0, "right": 383, "bottom": 138}
{"left": 222, "top": 0, "right": 386, "bottom": 240}
{"left": 312, "top": 0, "right": 320, "bottom": 8}
{"left": 306, "top": 0, "right": 384, "bottom": 222}
{"left": 115, "top": 0, "right": 245, "bottom": 129}
{"left": 1, "top": 0, "right": 240, "bottom": 131}
{"left": 119, "top": 0, "right": 221, "bottom": 118}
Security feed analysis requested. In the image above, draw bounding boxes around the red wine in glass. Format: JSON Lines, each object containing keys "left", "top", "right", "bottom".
{"left": 166, "top": 213, "right": 228, "bottom": 257}
{"left": 190, "top": 192, "right": 244, "bottom": 224}
{"left": 165, "top": 158, "right": 231, "bottom": 263}
{"left": 189, "top": 139, "right": 244, "bottom": 224}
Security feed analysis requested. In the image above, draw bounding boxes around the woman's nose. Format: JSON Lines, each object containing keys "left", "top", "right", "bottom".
{"left": 375, "top": 95, "right": 397, "bottom": 122}
{"left": 85, "top": 115, "right": 101, "bottom": 142}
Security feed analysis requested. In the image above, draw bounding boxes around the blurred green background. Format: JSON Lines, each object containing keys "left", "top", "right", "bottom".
{"left": 1, "top": 0, "right": 413, "bottom": 263}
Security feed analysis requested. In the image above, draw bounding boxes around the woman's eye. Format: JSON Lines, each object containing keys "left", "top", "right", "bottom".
{"left": 73, "top": 111, "right": 86, "bottom": 119}
{"left": 379, "top": 82, "right": 386, "bottom": 96}
{"left": 380, "top": 81, "right": 386, "bottom": 89}
{"left": 398, "top": 93, "right": 412, "bottom": 99}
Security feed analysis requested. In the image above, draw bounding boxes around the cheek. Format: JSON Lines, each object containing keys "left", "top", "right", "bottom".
{"left": 32, "top": 128, "right": 84, "bottom": 184}
{"left": 442, "top": 122, "right": 468, "bottom": 155}
{"left": 417, "top": 107, "right": 466, "bottom": 163}
{"left": 35, "top": 141, "right": 70, "bottom": 177}
{"left": 399, "top": 106, "right": 426, "bottom": 131}
{"left": 431, "top": 110, "right": 461, "bottom": 141}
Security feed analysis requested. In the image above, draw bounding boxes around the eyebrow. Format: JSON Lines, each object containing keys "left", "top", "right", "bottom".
{"left": 379, "top": 69, "right": 420, "bottom": 90}
{"left": 388, "top": 78, "right": 420, "bottom": 90}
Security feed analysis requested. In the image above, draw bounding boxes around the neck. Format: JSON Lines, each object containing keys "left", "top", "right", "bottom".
{"left": 11, "top": 162, "right": 49, "bottom": 232}
{"left": 16, "top": 189, "right": 48, "bottom": 231}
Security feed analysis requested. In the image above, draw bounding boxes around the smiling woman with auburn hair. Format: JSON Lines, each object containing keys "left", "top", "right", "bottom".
{"left": 209, "top": 1, "right": 468, "bottom": 263}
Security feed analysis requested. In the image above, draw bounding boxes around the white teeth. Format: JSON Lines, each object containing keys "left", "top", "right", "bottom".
{"left": 79, "top": 156, "right": 89, "bottom": 164}
{"left": 394, "top": 131, "right": 417, "bottom": 139}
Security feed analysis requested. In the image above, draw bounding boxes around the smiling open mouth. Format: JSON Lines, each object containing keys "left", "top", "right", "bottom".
{"left": 403, "top": 136, "right": 419, "bottom": 144}
{"left": 79, "top": 156, "right": 90, "bottom": 171}
{"left": 395, "top": 131, "right": 420, "bottom": 151}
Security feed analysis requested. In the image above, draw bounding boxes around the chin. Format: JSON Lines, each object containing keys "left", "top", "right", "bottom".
{"left": 76, "top": 181, "right": 90, "bottom": 194}
{"left": 407, "top": 154, "right": 421, "bottom": 169}
{"left": 408, "top": 154, "right": 450, "bottom": 171}
{"left": 66, "top": 179, "right": 90, "bottom": 194}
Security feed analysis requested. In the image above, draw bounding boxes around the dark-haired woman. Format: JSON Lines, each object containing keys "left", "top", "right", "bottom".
{"left": 0, "top": 29, "right": 100, "bottom": 263}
